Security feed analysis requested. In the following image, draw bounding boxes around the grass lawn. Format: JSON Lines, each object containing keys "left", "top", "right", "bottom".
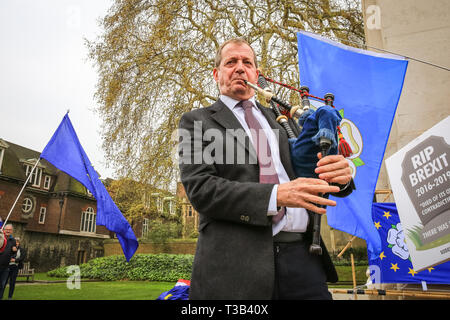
{"left": 334, "top": 265, "right": 368, "bottom": 285}
{"left": 12, "top": 280, "right": 174, "bottom": 300}
{"left": 10, "top": 265, "right": 367, "bottom": 300}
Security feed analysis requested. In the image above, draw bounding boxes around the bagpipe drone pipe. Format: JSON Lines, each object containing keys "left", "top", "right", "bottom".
{"left": 245, "top": 74, "right": 353, "bottom": 254}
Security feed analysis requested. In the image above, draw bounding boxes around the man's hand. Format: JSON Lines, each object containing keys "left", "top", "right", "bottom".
{"left": 277, "top": 178, "right": 340, "bottom": 214}
{"left": 315, "top": 153, "right": 352, "bottom": 185}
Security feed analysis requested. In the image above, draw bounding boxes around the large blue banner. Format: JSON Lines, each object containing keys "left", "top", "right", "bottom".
{"left": 297, "top": 31, "right": 409, "bottom": 258}
{"left": 369, "top": 203, "right": 450, "bottom": 283}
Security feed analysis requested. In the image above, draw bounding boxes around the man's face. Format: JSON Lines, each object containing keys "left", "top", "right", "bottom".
{"left": 213, "top": 42, "right": 258, "bottom": 101}
{"left": 4, "top": 226, "right": 13, "bottom": 237}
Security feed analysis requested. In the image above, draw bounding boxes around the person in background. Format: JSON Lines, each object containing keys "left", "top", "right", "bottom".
{"left": 7, "top": 237, "right": 27, "bottom": 300}
{"left": 0, "top": 224, "right": 16, "bottom": 300}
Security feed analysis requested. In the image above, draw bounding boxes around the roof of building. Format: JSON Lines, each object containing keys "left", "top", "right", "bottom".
{"left": 0, "top": 138, "right": 92, "bottom": 197}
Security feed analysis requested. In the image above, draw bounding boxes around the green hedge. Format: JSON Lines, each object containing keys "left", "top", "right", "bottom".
{"left": 47, "top": 254, "right": 194, "bottom": 282}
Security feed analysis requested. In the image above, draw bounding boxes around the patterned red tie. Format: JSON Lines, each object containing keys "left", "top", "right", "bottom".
{"left": 238, "top": 100, "right": 285, "bottom": 223}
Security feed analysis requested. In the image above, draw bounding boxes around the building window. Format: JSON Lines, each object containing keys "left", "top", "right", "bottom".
{"left": 25, "top": 165, "right": 42, "bottom": 187}
{"left": 43, "top": 175, "right": 51, "bottom": 190}
{"left": 163, "top": 197, "right": 176, "bottom": 215}
{"left": 150, "top": 193, "right": 163, "bottom": 213}
{"left": 142, "top": 218, "right": 149, "bottom": 237}
{"left": 22, "top": 197, "right": 34, "bottom": 213}
{"left": 39, "top": 206, "right": 46, "bottom": 224}
{"left": 187, "top": 205, "right": 193, "bottom": 217}
{"left": 156, "top": 197, "right": 163, "bottom": 213}
{"left": 168, "top": 200, "right": 175, "bottom": 215}
{"left": 80, "top": 207, "right": 96, "bottom": 233}
{"left": 143, "top": 193, "right": 153, "bottom": 210}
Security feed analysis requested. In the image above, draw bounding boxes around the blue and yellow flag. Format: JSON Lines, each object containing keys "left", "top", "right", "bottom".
{"left": 368, "top": 203, "right": 450, "bottom": 283}
{"left": 297, "top": 31, "right": 409, "bottom": 258}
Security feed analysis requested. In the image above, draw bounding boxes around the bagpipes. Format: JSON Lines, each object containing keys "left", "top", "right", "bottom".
{"left": 245, "top": 74, "right": 352, "bottom": 255}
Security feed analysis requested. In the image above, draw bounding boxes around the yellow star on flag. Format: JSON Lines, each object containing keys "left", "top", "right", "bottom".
{"left": 379, "top": 251, "right": 386, "bottom": 260}
{"left": 427, "top": 267, "right": 434, "bottom": 272}
{"left": 374, "top": 221, "right": 381, "bottom": 230}
{"left": 390, "top": 263, "right": 399, "bottom": 272}
{"left": 408, "top": 268, "right": 417, "bottom": 277}
{"left": 383, "top": 211, "right": 391, "bottom": 219}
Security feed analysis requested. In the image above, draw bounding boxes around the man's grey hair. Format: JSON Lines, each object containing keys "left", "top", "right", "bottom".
{"left": 214, "top": 38, "right": 258, "bottom": 69}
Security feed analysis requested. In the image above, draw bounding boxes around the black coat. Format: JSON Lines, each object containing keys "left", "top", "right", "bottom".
{"left": 179, "top": 99, "right": 339, "bottom": 300}
{"left": 15, "top": 246, "right": 27, "bottom": 269}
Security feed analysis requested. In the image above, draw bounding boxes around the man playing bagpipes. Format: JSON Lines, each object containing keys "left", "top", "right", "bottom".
{"left": 178, "top": 37, "right": 354, "bottom": 299}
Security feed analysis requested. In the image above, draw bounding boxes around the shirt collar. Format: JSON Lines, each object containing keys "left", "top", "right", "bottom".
{"left": 219, "top": 95, "right": 258, "bottom": 111}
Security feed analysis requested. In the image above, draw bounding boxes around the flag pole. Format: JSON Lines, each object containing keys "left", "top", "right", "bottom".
{"left": 1, "top": 158, "right": 41, "bottom": 230}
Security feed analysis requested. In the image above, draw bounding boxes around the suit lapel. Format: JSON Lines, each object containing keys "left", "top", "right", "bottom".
{"left": 209, "top": 99, "right": 296, "bottom": 180}
{"left": 209, "top": 99, "right": 253, "bottom": 155}
{"left": 210, "top": 99, "right": 243, "bottom": 131}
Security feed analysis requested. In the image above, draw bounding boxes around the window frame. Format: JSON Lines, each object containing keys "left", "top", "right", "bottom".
{"left": 25, "top": 164, "right": 42, "bottom": 187}
{"left": 43, "top": 175, "right": 51, "bottom": 190}
{"left": 22, "top": 197, "right": 34, "bottom": 213}
{"left": 142, "top": 218, "right": 149, "bottom": 237}
{"left": 80, "top": 207, "right": 96, "bottom": 233}
{"left": 39, "top": 206, "right": 47, "bottom": 224}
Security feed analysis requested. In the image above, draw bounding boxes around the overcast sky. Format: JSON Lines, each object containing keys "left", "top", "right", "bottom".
{"left": 0, "top": 0, "right": 116, "bottom": 178}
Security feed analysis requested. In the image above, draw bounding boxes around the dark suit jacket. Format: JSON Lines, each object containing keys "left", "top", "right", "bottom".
{"left": 179, "top": 99, "right": 338, "bottom": 300}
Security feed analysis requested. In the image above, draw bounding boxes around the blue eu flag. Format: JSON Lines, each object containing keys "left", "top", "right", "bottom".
{"left": 369, "top": 203, "right": 450, "bottom": 283}
{"left": 297, "top": 31, "right": 409, "bottom": 258}
{"left": 41, "top": 113, "right": 139, "bottom": 261}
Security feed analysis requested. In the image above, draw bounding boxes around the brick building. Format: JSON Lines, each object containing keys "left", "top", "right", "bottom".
{"left": 0, "top": 138, "right": 185, "bottom": 271}
{"left": 0, "top": 138, "right": 110, "bottom": 271}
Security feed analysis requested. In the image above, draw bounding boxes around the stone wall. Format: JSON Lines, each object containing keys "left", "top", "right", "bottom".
{"left": 104, "top": 239, "right": 197, "bottom": 257}
{"left": 8, "top": 222, "right": 104, "bottom": 272}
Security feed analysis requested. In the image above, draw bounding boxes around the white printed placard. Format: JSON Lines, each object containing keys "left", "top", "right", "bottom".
{"left": 385, "top": 116, "right": 450, "bottom": 271}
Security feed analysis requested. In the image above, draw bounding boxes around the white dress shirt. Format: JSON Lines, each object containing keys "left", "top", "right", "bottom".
{"left": 220, "top": 95, "right": 309, "bottom": 235}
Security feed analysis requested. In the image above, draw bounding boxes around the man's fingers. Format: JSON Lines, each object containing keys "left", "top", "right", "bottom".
{"left": 302, "top": 193, "right": 337, "bottom": 207}
{"left": 314, "top": 154, "right": 352, "bottom": 184}
{"left": 306, "top": 183, "right": 340, "bottom": 194}
{"left": 298, "top": 195, "right": 336, "bottom": 214}
{"left": 315, "top": 157, "right": 348, "bottom": 174}
{"left": 329, "top": 174, "right": 353, "bottom": 185}
{"left": 277, "top": 178, "right": 340, "bottom": 210}
{"left": 291, "top": 177, "right": 340, "bottom": 194}
{"left": 317, "top": 167, "right": 352, "bottom": 182}
{"left": 300, "top": 201, "right": 327, "bottom": 214}
{"left": 316, "top": 154, "right": 344, "bottom": 166}
{"left": 293, "top": 177, "right": 329, "bottom": 186}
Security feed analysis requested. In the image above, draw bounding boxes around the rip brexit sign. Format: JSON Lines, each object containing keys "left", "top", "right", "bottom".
{"left": 401, "top": 135, "right": 450, "bottom": 245}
